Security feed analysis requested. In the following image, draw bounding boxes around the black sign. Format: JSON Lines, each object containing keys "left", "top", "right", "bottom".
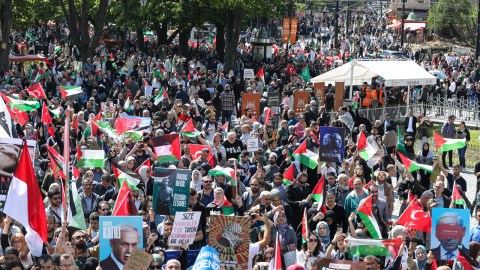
{"left": 267, "top": 92, "right": 280, "bottom": 106}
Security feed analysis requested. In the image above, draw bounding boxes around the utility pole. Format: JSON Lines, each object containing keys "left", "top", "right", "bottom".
{"left": 346, "top": 1, "right": 350, "bottom": 36}
{"left": 400, "top": 0, "right": 405, "bottom": 48}
{"left": 334, "top": 0, "right": 339, "bottom": 48}
{"left": 476, "top": 0, "right": 480, "bottom": 61}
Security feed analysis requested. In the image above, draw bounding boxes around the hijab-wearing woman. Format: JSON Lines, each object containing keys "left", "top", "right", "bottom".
{"left": 9, "top": 233, "right": 33, "bottom": 267}
{"left": 407, "top": 245, "right": 428, "bottom": 270}
{"left": 389, "top": 225, "right": 408, "bottom": 268}
{"left": 415, "top": 142, "right": 434, "bottom": 190}
{"left": 296, "top": 232, "right": 324, "bottom": 269}
{"left": 138, "top": 165, "right": 154, "bottom": 196}
{"left": 271, "top": 211, "right": 296, "bottom": 253}
{"left": 149, "top": 254, "right": 164, "bottom": 270}
{"left": 190, "top": 169, "right": 202, "bottom": 191}
{"left": 316, "top": 221, "right": 330, "bottom": 253}
{"left": 24, "top": 124, "right": 35, "bottom": 140}
{"left": 126, "top": 156, "right": 136, "bottom": 171}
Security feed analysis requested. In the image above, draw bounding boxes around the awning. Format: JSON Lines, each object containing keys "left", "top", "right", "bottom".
{"left": 311, "top": 61, "right": 437, "bottom": 87}
{"left": 388, "top": 21, "right": 426, "bottom": 30}
{"left": 9, "top": 54, "right": 49, "bottom": 63}
{"left": 99, "top": 39, "right": 125, "bottom": 43}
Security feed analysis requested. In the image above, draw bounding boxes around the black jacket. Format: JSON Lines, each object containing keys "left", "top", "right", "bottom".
{"left": 404, "top": 116, "right": 418, "bottom": 135}
{"left": 285, "top": 182, "right": 311, "bottom": 229}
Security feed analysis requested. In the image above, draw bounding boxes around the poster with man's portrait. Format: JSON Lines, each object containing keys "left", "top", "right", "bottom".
{"left": 209, "top": 215, "right": 251, "bottom": 270}
{"left": 153, "top": 168, "right": 191, "bottom": 216}
{"left": 319, "top": 127, "right": 345, "bottom": 163}
{"left": 99, "top": 216, "right": 143, "bottom": 270}
{"left": 431, "top": 208, "right": 470, "bottom": 260}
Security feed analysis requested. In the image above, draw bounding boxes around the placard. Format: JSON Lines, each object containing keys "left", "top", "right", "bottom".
{"left": 123, "top": 247, "right": 153, "bottom": 270}
{"left": 243, "top": 69, "right": 254, "bottom": 79}
{"left": 170, "top": 211, "right": 201, "bottom": 246}
{"left": 319, "top": 127, "right": 345, "bottom": 163}
{"left": 293, "top": 91, "right": 310, "bottom": 117}
{"left": 153, "top": 168, "right": 191, "bottom": 215}
{"left": 334, "top": 82, "right": 344, "bottom": 110}
{"left": 191, "top": 246, "right": 220, "bottom": 270}
{"left": 267, "top": 92, "right": 280, "bottom": 107}
{"left": 241, "top": 93, "right": 261, "bottom": 119}
{"left": 246, "top": 138, "right": 259, "bottom": 152}
{"left": 431, "top": 208, "right": 470, "bottom": 260}
{"left": 316, "top": 258, "right": 367, "bottom": 270}
{"left": 314, "top": 82, "right": 325, "bottom": 106}
{"left": 209, "top": 215, "right": 251, "bottom": 270}
{"left": 99, "top": 216, "right": 143, "bottom": 269}
{"left": 145, "top": 85, "right": 153, "bottom": 97}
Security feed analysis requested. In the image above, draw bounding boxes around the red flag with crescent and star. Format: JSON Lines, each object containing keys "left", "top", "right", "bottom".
{"left": 26, "top": 83, "right": 46, "bottom": 99}
{"left": 397, "top": 197, "right": 431, "bottom": 232}
{"left": 188, "top": 144, "right": 215, "bottom": 168}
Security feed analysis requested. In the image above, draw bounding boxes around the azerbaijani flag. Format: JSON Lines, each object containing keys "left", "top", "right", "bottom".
{"left": 77, "top": 146, "right": 105, "bottom": 168}
{"left": 398, "top": 151, "right": 435, "bottom": 173}
{"left": 434, "top": 132, "right": 466, "bottom": 152}
{"left": 293, "top": 139, "right": 318, "bottom": 169}
{"left": 180, "top": 119, "right": 201, "bottom": 137}
{"left": 209, "top": 166, "right": 236, "bottom": 186}
{"left": 356, "top": 195, "right": 382, "bottom": 239}
{"left": 357, "top": 131, "right": 378, "bottom": 160}
{"left": 452, "top": 181, "right": 471, "bottom": 209}
{"left": 154, "top": 86, "right": 168, "bottom": 105}
{"left": 151, "top": 134, "right": 182, "bottom": 164}
{"left": 302, "top": 208, "right": 308, "bottom": 244}
{"left": 269, "top": 233, "right": 282, "bottom": 270}
{"left": 347, "top": 236, "right": 403, "bottom": 258}
{"left": 282, "top": 164, "right": 295, "bottom": 186}
{"left": 59, "top": 86, "right": 83, "bottom": 101}
{"left": 311, "top": 174, "right": 326, "bottom": 209}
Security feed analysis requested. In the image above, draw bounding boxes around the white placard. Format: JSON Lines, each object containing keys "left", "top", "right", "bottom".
{"left": 246, "top": 138, "right": 259, "bottom": 152}
{"left": 244, "top": 69, "right": 254, "bottom": 79}
{"left": 169, "top": 211, "right": 201, "bottom": 246}
{"left": 145, "top": 85, "right": 153, "bottom": 97}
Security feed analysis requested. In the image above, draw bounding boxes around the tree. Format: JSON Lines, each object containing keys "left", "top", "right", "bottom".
{"left": 427, "top": 0, "right": 476, "bottom": 46}
{"left": 58, "top": 0, "right": 109, "bottom": 64}
{"left": 0, "top": 0, "right": 13, "bottom": 70}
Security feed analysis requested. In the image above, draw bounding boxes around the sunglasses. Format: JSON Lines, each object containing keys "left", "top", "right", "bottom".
{"left": 150, "top": 265, "right": 162, "bottom": 269}
{"left": 309, "top": 239, "right": 318, "bottom": 242}
{"left": 204, "top": 180, "right": 212, "bottom": 183}
{"left": 74, "top": 235, "right": 87, "bottom": 240}
{"left": 101, "top": 208, "right": 109, "bottom": 211}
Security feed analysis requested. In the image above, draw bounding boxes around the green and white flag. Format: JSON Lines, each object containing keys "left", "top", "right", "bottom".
{"left": 48, "top": 106, "right": 62, "bottom": 118}
{"left": 26, "top": 31, "right": 35, "bottom": 41}
{"left": 66, "top": 182, "right": 87, "bottom": 230}
{"left": 124, "top": 97, "right": 131, "bottom": 112}
{"left": 77, "top": 148, "right": 105, "bottom": 168}
{"left": 397, "top": 126, "right": 406, "bottom": 152}
{"left": 0, "top": 92, "right": 39, "bottom": 112}
{"left": 300, "top": 66, "right": 310, "bottom": 82}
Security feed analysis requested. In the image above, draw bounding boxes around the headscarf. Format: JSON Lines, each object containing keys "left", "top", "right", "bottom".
{"left": 24, "top": 124, "right": 35, "bottom": 139}
{"left": 200, "top": 163, "right": 212, "bottom": 176}
{"left": 388, "top": 225, "right": 405, "bottom": 239}
{"left": 11, "top": 233, "right": 26, "bottom": 252}
{"left": 316, "top": 221, "right": 331, "bottom": 247}
{"left": 415, "top": 245, "right": 428, "bottom": 269}
{"left": 190, "top": 169, "right": 202, "bottom": 191}
{"left": 126, "top": 156, "right": 136, "bottom": 169}
{"left": 324, "top": 210, "right": 337, "bottom": 240}
{"left": 273, "top": 211, "right": 289, "bottom": 246}
{"left": 422, "top": 143, "right": 430, "bottom": 157}
{"left": 138, "top": 165, "right": 150, "bottom": 181}
{"left": 270, "top": 189, "right": 282, "bottom": 205}
{"left": 150, "top": 254, "right": 164, "bottom": 266}
{"left": 470, "top": 241, "right": 480, "bottom": 260}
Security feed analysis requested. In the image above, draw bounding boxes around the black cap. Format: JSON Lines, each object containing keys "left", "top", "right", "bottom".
{"left": 4, "top": 247, "right": 18, "bottom": 256}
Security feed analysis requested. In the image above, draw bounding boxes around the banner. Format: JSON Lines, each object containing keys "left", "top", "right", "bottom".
{"left": 209, "top": 215, "right": 251, "bottom": 270}
{"left": 290, "top": 18, "right": 298, "bottom": 43}
{"left": 334, "top": 82, "right": 344, "bottom": 109}
{"left": 431, "top": 208, "right": 470, "bottom": 261}
{"left": 246, "top": 138, "right": 259, "bottom": 152}
{"left": 293, "top": 91, "right": 310, "bottom": 117}
{"left": 0, "top": 138, "right": 36, "bottom": 206}
{"left": 243, "top": 69, "right": 254, "bottom": 79}
{"left": 319, "top": 127, "right": 345, "bottom": 163}
{"left": 123, "top": 247, "right": 153, "bottom": 270}
{"left": 99, "top": 216, "right": 143, "bottom": 269}
{"left": 170, "top": 211, "right": 201, "bottom": 246}
{"left": 241, "top": 93, "right": 261, "bottom": 119}
{"left": 282, "top": 18, "right": 290, "bottom": 44}
{"left": 191, "top": 246, "right": 220, "bottom": 270}
{"left": 317, "top": 258, "right": 367, "bottom": 270}
{"left": 153, "top": 168, "right": 191, "bottom": 215}
{"left": 314, "top": 82, "right": 325, "bottom": 106}
{"left": 267, "top": 92, "right": 280, "bottom": 107}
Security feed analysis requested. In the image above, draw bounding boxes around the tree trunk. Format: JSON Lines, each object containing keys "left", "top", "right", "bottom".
{"left": 0, "top": 0, "right": 12, "bottom": 71}
{"left": 136, "top": 28, "right": 145, "bottom": 52}
{"left": 215, "top": 22, "right": 225, "bottom": 62}
{"left": 155, "top": 22, "right": 168, "bottom": 45}
{"left": 178, "top": 29, "right": 191, "bottom": 59}
{"left": 224, "top": 7, "right": 243, "bottom": 71}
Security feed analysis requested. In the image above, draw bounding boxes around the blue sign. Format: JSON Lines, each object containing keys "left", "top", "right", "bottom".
{"left": 165, "top": 250, "right": 201, "bottom": 267}
{"left": 191, "top": 246, "right": 220, "bottom": 270}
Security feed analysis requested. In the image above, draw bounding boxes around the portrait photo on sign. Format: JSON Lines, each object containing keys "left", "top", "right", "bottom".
{"left": 319, "top": 127, "right": 345, "bottom": 163}
{"left": 99, "top": 216, "right": 143, "bottom": 270}
{"left": 153, "top": 168, "right": 175, "bottom": 215}
{"left": 431, "top": 208, "right": 470, "bottom": 260}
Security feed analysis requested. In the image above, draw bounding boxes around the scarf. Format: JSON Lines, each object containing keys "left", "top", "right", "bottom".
{"left": 422, "top": 143, "right": 430, "bottom": 157}
{"left": 212, "top": 196, "right": 234, "bottom": 215}
{"left": 415, "top": 245, "right": 428, "bottom": 269}
{"left": 190, "top": 169, "right": 202, "bottom": 191}
{"left": 316, "top": 221, "right": 331, "bottom": 247}
{"left": 273, "top": 211, "right": 289, "bottom": 246}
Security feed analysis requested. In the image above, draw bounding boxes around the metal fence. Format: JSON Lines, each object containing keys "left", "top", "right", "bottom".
{"left": 420, "top": 95, "right": 480, "bottom": 128}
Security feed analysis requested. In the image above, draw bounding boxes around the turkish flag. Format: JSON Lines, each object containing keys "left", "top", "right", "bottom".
{"left": 286, "top": 64, "right": 296, "bottom": 76}
{"left": 397, "top": 198, "right": 431, "bottom": 232}
{"left": 26, "top": 83, "right": 46, "bottom": 99}
{"left": 189, "top": 144, "right": 215, "bottom": 168}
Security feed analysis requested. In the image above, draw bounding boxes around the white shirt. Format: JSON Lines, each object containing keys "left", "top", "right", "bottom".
{"left": 110, "top": 253, "right": 124, "bottom": 269}
{"left": 407, "top": 117, "right": 414, "bottom": 132}
{"left": 248, "top": 242, "right": 260, "bottom": 270}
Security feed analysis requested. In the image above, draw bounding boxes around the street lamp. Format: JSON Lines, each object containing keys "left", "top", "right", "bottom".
{"left": 400, "top": 0, "right": 405, "bottom": 47}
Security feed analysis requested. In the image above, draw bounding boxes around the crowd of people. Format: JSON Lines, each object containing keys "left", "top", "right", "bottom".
{"left": 1, "top": 4, "right": 480, "bottom": 270}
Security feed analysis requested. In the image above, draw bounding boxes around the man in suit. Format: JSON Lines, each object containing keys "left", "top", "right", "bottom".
{"left": 285, "top": 172, "right": 312, "bottom": 230}
{"left": 100, "top": 223, "right": 141, "bottom": 270}
{"left": 404, "top": 108, "right": 417, "bottom": 138}
{"left": 79, "top": 178, "right": 101, "bottom": 226}
{"left": 431, "top": 212, "right": 469, "bottom": 260}
{"left": 430, "top": 180, "right": 451, "bottom": 208}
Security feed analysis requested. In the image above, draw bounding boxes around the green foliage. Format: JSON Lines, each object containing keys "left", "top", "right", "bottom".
{"left": 427, "top": 0, "right": 476, "bottom": 41}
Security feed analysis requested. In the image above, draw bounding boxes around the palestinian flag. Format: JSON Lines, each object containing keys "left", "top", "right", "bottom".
{"left": 221, "top": 122, "right": 228, "bottom": 137}
{"left": 300, "top": 66, "right": 310, "bottom": 82}
{"left": 293, "top": 139, "right": 318, "bottom": 169}
{"left": 42, "top": 104, "right": 55, "bottom": 137}
{"left": 302, "top": 208, "right": 308, "bottom": 244}
{"left": 112, "top": 162, "right": 141, "bottom": 191}
{"left": 54, "top": 44, "right": 61, "bottom": 53}
{"left": 212, "top": 196, "right": 234, "bottom": 215}
{"left": 357, "top": 131, "right": 378, "bottom": 160}
{"left": 348, "top": 175, "right": 355, "bottom": 189}
{"left": 282, "top": 164, "right": 296, "bottom": 186}
{"left": 209, "top": 166, "right": 236, "bottom": 186}
{"left": 154, "top": 86, "right": 168, "bottom": 105}
{"left": 311, "top": 174, "right": 326, "bottom": 209}
{"left": 364, "top": 180, "right": 374, "bottom": 189}
{"left": 26, "top": 83, "right": 46, "bottom": 99}
{"left": 123, "top": 97, "right": 131, "bottom": 112}
{"left": 397, "top": 126, "right": 406, "bottom": 152}
{"left": 46, "top": 145, "right": 66, "bottom": 179}
{"left": 180, "top": 119, "right": 201, "bottom": 137}
{"left": 77, "top": 146, "right": 104, "bottom": 168}
{"left": 356, "top": 195, "right": 382, "bottom": 239}
{"left": 115, "top": 118, "right": 143, "bottom": 135}
{"left": 455, "top": 248, "right": 480, "bottom": 270}
{"left": 352, "top": 94, "right": 358, "bottom": 110}
{"left": 90, "top": 120, "right": 119, "bottom": 141}
{"left": 151, "top": 134, "right": 181, "bottom": 164}
{"left": 34, "top": 68, "right": 47, "bottom": 82}
{"left": 452, "top": 181, "right": 471, "bottom": 209}
{"left": 65, "top": 182, "right": 87, "bottom": 230}
{"left": 0, "top": 92, "right": 39, "bottom": 112}
{"left": 152, "top": 68, "right": 165, "bottom": 78}
{"left": 256, "top": 67, "right": 265, "bottom": 84}
{"left": 94, "top": 110, "right": 102, "bottom": 121}
{"left": 48, "top": 106, "right": 62, "bottom": 118}
{"left": 434, "top": 132, "right": 466, "bottom": 152}
{"left": 96, "top": 70, "right": 102, "bottom": 81}
{"left": 269, "top": 232, "right": 282, "bottom": 270}
{"left": 112, "top": 180, "right": 139, "bottom": 216}
{"left": 347, "top": 236, "right": 403, "bottom": 258}
{"left": 177, "top": 113, "right": 191, "bottom": 126}
{"left": 134, "top": 158, "right": 151, "bottom": 174}
{"left": 121, "top": 126, "right": 148, "bottom": 141}
{"left": 59, "top": 86, "right": 83, "bottom": 101}
{"left": 398, "top": 150, "right": 435, "bottom": 173}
